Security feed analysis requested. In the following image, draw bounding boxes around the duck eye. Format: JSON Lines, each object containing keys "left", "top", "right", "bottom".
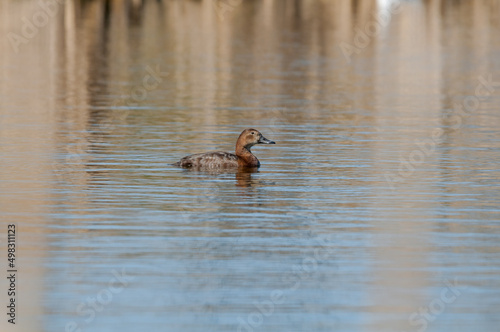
{"left": 251, "top": 132, "right": 255, "bottom": 135}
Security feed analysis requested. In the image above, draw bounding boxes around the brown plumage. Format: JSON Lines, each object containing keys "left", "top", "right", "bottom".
{"left": 174, "top": 128, "right": 275, "bottom": 169}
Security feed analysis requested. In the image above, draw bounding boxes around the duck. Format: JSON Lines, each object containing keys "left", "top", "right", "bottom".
{"left": 174, "top": 128, "right": 275, "bottom": 169}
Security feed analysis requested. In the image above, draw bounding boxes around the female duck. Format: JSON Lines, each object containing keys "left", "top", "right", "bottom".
{"left": 174, "top": 128, "right": 275, "bottom": 169}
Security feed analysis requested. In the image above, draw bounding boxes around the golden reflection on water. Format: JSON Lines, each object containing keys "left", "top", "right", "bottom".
{"left": 1, "top": 0, "right": 500, "bottom": 331}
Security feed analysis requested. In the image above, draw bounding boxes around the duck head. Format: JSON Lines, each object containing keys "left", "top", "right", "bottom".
{"left": 236, "top": 128, "right": 275, "bottom": 151}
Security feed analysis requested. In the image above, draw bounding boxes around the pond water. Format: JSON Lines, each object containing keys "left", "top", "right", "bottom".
{"left": 1, "top": 0, "right": 500, "bottom": 331}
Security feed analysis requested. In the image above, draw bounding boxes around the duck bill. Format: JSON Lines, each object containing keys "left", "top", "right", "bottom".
{"left": 258, "top": 136, "right": 275, "bottom": 144}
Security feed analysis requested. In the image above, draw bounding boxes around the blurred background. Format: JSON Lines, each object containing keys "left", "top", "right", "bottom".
{"left": 1, "top": 0, "right": 500, "bottom": 331}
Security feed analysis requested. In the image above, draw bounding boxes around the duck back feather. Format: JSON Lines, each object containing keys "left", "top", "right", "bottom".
{"left": 174, "top": 151, "right": 239, "bottom": 168}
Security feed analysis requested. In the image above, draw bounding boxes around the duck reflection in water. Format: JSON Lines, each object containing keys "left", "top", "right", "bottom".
{"left": 179, "top": 167, "right": 259, "bottom": 188}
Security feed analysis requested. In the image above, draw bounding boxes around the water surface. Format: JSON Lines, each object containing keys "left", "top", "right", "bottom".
{"left": 1, "top": 0, "right": 500, "bottom": 331}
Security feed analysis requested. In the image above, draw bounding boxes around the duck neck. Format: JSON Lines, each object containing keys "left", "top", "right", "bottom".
{"left": 236, "top": 146, "right": 260, "bottom": 167}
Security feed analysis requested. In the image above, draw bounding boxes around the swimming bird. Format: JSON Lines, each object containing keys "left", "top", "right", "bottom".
{"left": 174, "top": 128, "right": 275, "bottom": 169}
